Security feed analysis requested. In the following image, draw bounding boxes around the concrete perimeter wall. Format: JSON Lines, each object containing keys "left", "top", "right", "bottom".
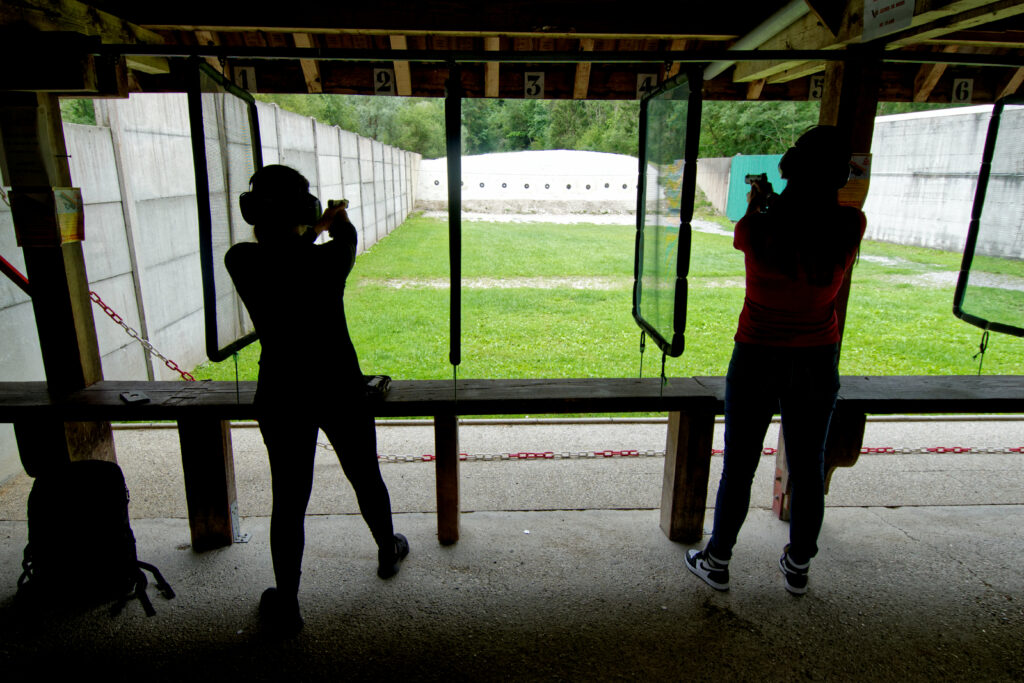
{"left": 695, "top": 157, "right": 731, "bottom": 215}
{"left": 0, "top": 96, "right": 419, "bottom": 483}
{"left": 696, "top": 106, "right": 1023, "bottom": 259}
{"left": 864, "top": 105, "right": 1023, "bottom": 258}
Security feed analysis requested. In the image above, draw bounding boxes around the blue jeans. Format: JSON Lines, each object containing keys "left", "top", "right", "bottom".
{"left": 708, "top": 342, "right": 840, "bottom": 565}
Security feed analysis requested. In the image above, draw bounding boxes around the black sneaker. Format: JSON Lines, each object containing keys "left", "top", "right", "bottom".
{"left": 685, "top": 547, "right": 730, "bottom": 591}
{"left": 259, "top": 587, "right": 304, "bottom": 635}
{"left": 377, "top": 533, "right": 410, "bottom": 579}
{"left": 779, "top": 546, "right": 809, "bottom": 596}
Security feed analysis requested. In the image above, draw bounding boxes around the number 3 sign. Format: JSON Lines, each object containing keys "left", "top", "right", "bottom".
{"left": 525, "top": 72, "right": 544, "bottom": 99}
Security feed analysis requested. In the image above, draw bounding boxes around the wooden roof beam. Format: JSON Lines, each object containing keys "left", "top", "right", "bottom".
{"left": 389, "top": 35, "right": 412, "bottom": 96}
{"left": 913, "top": 45, "right": 961, "bottom": 100}
{"left": 194, "top": 30, "right": 223, "bottom": 73}
{"left": 573, "top": 38, "right": 594, "bottom": 99}
{"left": 886, "top": 0, "right": 1024, "bottom": 47}
{"left": 997, "top": 64, "right": 1024, "bottom": 96}
{"left": 734, "top": 0, "right": 1023, "bottom": 83}
{"left": 666, "top": 38, "right": 688, "bottom": 79}
{"left": 0, "top": 0, "right": 164, "bottom": 44}
{"left": 291, "top": 33, "right": 322, "bottom": 93}
{"left": 484, "top": 36, "right": 500, "bottom": 97}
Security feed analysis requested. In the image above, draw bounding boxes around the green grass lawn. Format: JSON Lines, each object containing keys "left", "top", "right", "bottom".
{"left": 193, "top": 213, "right": 1024, "bottom": 383}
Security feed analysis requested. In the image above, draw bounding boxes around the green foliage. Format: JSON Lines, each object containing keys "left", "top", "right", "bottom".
{"left": 699, "top": 101, "right": 820, "bottom": 157}
{"left": 193, "top": 215, "right": 1024, "bottom": 385}
{"left": 59, "top": 98, "right": 96, "bottom": 125}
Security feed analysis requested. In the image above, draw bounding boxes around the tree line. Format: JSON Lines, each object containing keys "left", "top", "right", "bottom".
{"left": 61, "top": 94, "right": 950, "bottom": 160}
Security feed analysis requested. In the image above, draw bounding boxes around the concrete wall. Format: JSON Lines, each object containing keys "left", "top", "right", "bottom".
{"left": 864, "top": 105, "right": 989, "bottom": 253}
{"left": 695, "top": 157, "right": 732, "bottom": 215}
{"left": 417, "top": 150, "right": 657, "bottom": 214}
{"left": 864, "top": 105, "right": 1023, "bottom": 258}
{"left": 0, "top": 96, "right": 420, "bottom": 483}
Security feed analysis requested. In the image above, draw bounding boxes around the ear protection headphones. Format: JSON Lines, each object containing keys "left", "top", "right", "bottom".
{"left": 778, "top": 127, "right": 851, "bottom": 189}
{"left": 239, "top": 180, "right": 322, "bottom": 227}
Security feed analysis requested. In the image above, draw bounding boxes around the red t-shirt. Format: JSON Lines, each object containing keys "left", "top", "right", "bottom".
{"left": 733, "top": 208, "right": 866, "bottom": 347}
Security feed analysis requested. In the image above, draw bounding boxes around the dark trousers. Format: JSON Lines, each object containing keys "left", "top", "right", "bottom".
{"left": 708, "top": 342, "right": 840, "bottom": 565}
{"left": 258, "top": 408, "right": 394, "bottom": 595}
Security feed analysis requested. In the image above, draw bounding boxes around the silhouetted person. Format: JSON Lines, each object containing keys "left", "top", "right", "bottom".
{"left": 686, "top": 126, "right": 865, "bottom": 595}
{"left": 225, "top": 164, "right": 408, "bottom": 634}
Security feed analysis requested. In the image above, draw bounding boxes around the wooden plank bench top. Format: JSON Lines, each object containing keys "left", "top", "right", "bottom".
{"left": 694, "top": 375, "right": 1024, "bottom": 413}
{"left": 4, "top": 375, "right": 1022, "bottom": 551}
{"left": 0, "top": 377, "right": 716, "bottom": 421}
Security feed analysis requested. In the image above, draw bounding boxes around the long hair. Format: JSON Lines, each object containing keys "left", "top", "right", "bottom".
{"left": 748, "top": 126, "right": 861, "bottom": 286}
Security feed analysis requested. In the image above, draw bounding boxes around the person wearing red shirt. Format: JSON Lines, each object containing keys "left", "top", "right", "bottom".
{"left": 686, "top": 126, "right": 866, "bottom": 595}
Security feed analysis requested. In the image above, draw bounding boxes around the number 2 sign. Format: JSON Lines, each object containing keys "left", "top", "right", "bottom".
{"left": 374, "top": 68, "right": 396, "bottom": 96}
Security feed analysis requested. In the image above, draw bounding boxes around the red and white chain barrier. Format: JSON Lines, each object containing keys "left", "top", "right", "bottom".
{"left": 89, "top": 291, "right": 196, "bottom": 381}
{"left": 313, "top": 444, "right": 1024, "bottom": 463}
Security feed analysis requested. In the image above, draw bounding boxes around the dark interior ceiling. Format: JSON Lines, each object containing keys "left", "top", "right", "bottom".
{"left": 3, "top": 0, "right": 1024, "bottom": 102}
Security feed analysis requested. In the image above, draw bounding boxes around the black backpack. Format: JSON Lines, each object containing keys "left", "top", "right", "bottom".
{"left": 18, "top": 459, "right": 175, "bottom": 616}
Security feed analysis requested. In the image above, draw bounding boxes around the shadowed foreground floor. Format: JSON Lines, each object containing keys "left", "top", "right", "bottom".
{"left": 1, "top": 506, "right": 1022, "bottom": 681}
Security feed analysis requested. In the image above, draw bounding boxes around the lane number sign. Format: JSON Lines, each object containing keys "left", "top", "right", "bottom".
{"left": 374, "top": 68, "right": 396, "bottom": 96}
{"left": 525, "top": 72, "right": 544, "bottom": 98}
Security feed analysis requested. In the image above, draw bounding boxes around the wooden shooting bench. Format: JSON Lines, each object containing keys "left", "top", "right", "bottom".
{"left": 3, "top": 375, "right": 1022, "bottom": 552}
{"left": 694, "top": 375, "right": 1024, "bottom": 519}
{"left": 0, "top": 377, "right": 717, "bottom": 551}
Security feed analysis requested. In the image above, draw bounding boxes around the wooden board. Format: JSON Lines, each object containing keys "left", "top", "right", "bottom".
{"left": 0, "top": 378, "right": 716, "bottom": 422}
{"left": 694, "top": 375, "right": 1024, "bottom": 414}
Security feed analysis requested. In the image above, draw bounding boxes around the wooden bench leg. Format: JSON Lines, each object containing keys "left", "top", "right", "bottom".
{"left": 434, "top": 413, "right": 460, "bottom": 545}
{"left": 773, "top": 407, "right": 867, "bottom": 521}
{"left": 178, "top": 418, "right": 240, "bottom": 552}
{"left": 660, "top": 409, "right": 715, "bottom": 543}
{"left": 15, "top": 418, "right": 116, "bottom": 477}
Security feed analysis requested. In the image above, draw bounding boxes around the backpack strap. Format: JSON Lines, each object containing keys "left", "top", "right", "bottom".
{"left": 138, "top": 561, "right": 176, "bottom": 600}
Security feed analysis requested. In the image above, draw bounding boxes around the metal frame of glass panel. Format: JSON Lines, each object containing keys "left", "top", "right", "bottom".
{"left": 188, "top": 60, "right": 264, "bottom": 361}
{"left": 632, "top": 69, "right": 702, "bottom": 357}
{"left": 954, "top": 95, "right": 1024, "bottom": 338}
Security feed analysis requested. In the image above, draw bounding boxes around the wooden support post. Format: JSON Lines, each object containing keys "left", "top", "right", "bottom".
{"left": 1, "top": 92, "right": 115, "bottom": 471}
{"left": 178, "top": 419, "right": 240, "bottom": 552}
{"left": 773, "top": 52, "right": 880, "bottom": 520}
{"left": 434, "top": 413, "right": 460, "bottom": 545}
{"left": 660, "top": 408, "right": 715, "bottom": 543}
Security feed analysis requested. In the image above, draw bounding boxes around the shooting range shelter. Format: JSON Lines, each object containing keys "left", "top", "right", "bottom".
{"left": 2, "top": 0, "right": 1024, "bottom": 606}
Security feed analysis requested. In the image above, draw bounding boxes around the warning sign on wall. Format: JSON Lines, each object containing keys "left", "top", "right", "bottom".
{"left": 862, "top": 0, "right": 914, "bottom": 42}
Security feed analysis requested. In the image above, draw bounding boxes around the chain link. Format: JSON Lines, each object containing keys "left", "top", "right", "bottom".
{"left": 316, "top": 443, "right": 1024, "bottom": 463}
{"left": 0, "top": 185, "right": 10, "bottom": 208}
{"left": 89, "top": 290, "right": 196, "bottom": 381}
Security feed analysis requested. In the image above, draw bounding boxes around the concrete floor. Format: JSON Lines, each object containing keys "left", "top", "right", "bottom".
{"left": 1, "top": 418, "right": 1022, "bottom": 681}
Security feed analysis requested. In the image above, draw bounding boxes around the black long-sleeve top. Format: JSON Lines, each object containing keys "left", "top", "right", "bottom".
{"left": 224, "top": 220, "right": 364, "bottom": 408}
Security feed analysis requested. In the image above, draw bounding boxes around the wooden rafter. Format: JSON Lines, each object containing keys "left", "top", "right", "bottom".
{"left": 484, "top": 36, "right": 500, "bottom": 97}
{"left": 390, "top": 35, "right": 412, "bottom": 96}
{"left": 292, "top": 33, "right": 322, "bottom": 93}
{"left": 914, "top": 45, "right": 961, "bottom": 101}
{"left": 194, "top": 30, "right": 223, "bottom": 72}
{"left": 666, "top": 38, "right": 688, "bottom": 79}
{"left": 0, "top": 0, "right": 164, "bottom": 44}
{"left": 746, "top": 78, "right": 766, "bottom": 100}
{"left": 733, "top": 0, "right": 1024, "bottom": 83}
{"left": 573, "top": 38, "right": 594, "bottom": 99}
{"left": 998, "top": 65, "right": 1024, "bottom": 96}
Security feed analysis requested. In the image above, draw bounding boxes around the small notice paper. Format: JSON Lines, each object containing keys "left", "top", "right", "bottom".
{"left": 862, "top": 0, "right": 914, "bottom": 42}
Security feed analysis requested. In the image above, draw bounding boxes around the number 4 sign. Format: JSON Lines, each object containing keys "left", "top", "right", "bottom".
{"left": 637, "top": 74, "right": 657, "bottom": 99}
